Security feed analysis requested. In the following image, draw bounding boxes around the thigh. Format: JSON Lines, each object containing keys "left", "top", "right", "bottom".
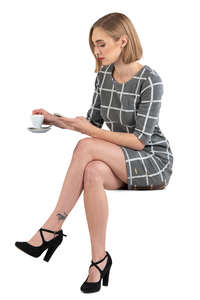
{"left": 73, "top": 137, "right": 128, "bottom": 185}
{"left": 84, "top": 160, "right": 127, "bottom": 190}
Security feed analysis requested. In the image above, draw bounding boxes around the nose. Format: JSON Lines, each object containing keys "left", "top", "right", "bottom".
{"left": 94, "top": 48, "right": 101, "bottom": 58}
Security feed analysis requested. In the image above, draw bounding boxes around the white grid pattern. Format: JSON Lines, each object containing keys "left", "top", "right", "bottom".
{"left": 86, "top": 63, "right": 173, "bottom": 189}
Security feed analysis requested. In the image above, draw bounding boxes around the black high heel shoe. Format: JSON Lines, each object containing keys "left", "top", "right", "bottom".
{"left": 80, "top": 251, "right": 112, "bottom": 293}
{"left": 15, "top": 228, "right": 67, "bottom": 262}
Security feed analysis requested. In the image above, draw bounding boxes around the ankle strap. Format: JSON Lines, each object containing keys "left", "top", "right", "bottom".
{"left": 39, "top": 228, "right": 67, "bottom": 243}
{"left": 92, "top": 252, "right": 108, "bottom": 265}
{"left": 89, "top": 252, "right": 108, "bottom": 275}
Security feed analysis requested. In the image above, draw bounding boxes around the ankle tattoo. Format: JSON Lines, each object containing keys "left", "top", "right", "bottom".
{"left": 56, "top": 211, "right": 68, "bottom": 221}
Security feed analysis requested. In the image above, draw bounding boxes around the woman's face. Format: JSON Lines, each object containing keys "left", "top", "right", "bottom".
{"left": 91, "top": 27, "right": 127, "bottom": 65}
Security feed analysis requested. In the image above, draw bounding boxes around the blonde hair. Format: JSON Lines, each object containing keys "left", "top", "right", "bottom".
{"left": 89, "top": 12, "right": 143, "bottom": 73}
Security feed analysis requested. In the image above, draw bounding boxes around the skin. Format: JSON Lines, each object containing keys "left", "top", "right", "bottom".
{"left": 92, "top": 27, "right": 144, "bottom": 82}
{"left": 27, "top": 27, "right": 143, "bottom": 283}
{"left": 28, "top": 138, "right": 128, "bottom": 282}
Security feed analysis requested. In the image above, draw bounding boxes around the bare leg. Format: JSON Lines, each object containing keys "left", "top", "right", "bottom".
{"left": 83, "top": 160, "right": 125, "bottom": 282}
{"left": 28, "top": 149, "right": 92, "bottom": 246}
{"left": 83, "top": 177, "right": 108, "bottom": 282}
{"left": 28, "top": 138, "right": 127, "bottom": 246}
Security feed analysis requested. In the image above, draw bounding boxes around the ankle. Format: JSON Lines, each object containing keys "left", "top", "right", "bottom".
{"left": 42, "top": 224, "right": 62, "bottom": 232}
{"left": 43, "top": 210, "right": 68, "bottom": 231}
{"left": 92, "top": 250, "right": 107, "bottom": 262}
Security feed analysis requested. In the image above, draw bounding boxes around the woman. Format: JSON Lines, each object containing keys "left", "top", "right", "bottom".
{"left": 15, "top": 12, "right": 174, "bottom": 293}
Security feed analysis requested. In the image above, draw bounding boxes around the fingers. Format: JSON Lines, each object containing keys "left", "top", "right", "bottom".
{"left": 32, "top": 108, "right": 45, "bottom": 115}
{"left": 32, "top": 109, "right": 41, "bottom": 114}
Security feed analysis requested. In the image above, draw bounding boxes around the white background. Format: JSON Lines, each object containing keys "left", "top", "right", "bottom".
{"left": 1, "top": 0, "right": 199, "bottom": 299}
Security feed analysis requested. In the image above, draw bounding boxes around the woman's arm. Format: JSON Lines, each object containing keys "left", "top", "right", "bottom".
{"left": 51, "top": 114, "right": 67, "bottom": 129}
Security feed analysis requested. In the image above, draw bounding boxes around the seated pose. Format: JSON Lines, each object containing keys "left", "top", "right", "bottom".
{"left": 15, "top": 12, "right": 174, "bottom": 293}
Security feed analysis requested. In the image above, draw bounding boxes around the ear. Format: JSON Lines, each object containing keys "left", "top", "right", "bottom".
{"left": 120, "top": 34, "right": 128, "bottom": 48}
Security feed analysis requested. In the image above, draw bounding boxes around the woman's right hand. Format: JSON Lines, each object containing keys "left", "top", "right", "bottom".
{"left": 32, "top": 108, "right": 66, "bottom": 128}
{"left": 32, "top": 108, "right": 55, "bottom": 125}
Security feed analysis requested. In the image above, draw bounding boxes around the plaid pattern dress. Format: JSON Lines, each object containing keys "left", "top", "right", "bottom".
{"left": 86, "top": 63, "right": 174, "bottom": 190}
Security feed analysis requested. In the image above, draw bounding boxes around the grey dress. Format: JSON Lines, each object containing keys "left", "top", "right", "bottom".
{"left": 86, "top": 63, "right": 174, "bottom": 190}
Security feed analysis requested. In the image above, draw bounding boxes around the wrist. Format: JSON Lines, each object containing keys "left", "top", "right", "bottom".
{"left": 50, "top": 115, "right": 58, "bottom": 126}
{"left": 90, "top": 125, "right": 100, "bottom": 138}
{"left": 51, "top": 115, "right": 66, "bottom": 129}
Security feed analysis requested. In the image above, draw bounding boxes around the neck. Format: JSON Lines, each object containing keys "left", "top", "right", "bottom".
{"left": 113, "top": 61, "right": 139, "bottom": 77}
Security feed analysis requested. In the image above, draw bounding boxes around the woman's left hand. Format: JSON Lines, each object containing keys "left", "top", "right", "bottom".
{"left": 58, "top": 116, "right": 96, "bottom": 135}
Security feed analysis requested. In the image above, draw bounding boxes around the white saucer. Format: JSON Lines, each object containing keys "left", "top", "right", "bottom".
{"left": 28, "top": 125, "right": 52, "bottom": 133}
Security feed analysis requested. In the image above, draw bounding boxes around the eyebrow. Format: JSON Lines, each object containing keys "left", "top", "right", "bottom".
{"left": 92, "top": 39, "right": 105, "bottom": 44}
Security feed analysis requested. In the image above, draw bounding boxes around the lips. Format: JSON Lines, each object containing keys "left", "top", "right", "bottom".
{"left": 99, "top": 57, "right": 104, "bottom": 60}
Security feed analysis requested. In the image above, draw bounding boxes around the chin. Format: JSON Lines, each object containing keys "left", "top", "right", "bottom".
{"left": 101, "top": 61, "right": 110, "bottom": 66}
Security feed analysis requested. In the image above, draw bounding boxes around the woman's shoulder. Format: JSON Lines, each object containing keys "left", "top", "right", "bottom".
{"left": 140, "top": 65, "right": 164, "bottom": 96}
{"left": 143, "top": 65, "right": 163, "bottom": 83}
{"left": 95, "top": 64, "right": 111, "bottom": 83}
{"left": 97, "top": 64, "right": 111, "bottom": 76}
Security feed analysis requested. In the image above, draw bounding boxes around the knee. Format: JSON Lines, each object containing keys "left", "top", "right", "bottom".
{"left": 72, "top": 137, "right": 94, "bottom": 156}
{"left": 84, "top": 161, "right": 104, "bottom": 186}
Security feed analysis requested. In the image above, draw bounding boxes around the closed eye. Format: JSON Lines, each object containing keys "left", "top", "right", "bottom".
{"left": 93, "top": 44, "right": 105, "bottom": 48}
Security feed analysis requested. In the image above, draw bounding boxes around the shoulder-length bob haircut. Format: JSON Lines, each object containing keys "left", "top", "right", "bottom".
{"left": 89, "top": 12, "right": 143, "bottom": 73}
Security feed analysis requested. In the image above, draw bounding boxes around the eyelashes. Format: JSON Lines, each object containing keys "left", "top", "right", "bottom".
{"left": 92, "top": 44, "right": 105, "bottom": 48}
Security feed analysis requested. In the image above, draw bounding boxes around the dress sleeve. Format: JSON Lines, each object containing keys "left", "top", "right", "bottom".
{"left": 86, "top": 73, "right": 104, "bottom": 128}
{"left": 133, "top": 73, "right": 164, "bottom": 145}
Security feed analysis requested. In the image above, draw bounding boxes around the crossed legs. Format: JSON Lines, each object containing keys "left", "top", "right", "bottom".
{"left": 28, "top": 137, "right": 128, "bottom": 281}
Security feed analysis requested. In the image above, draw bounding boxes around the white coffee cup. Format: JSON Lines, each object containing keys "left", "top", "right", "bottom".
{"left": 31, "top": 114, "right": 44, "bottom": 128}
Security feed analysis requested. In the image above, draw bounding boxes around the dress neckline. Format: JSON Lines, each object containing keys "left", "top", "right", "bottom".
{"left": 110, "top": 63, "right": 147, "bottom": 85}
